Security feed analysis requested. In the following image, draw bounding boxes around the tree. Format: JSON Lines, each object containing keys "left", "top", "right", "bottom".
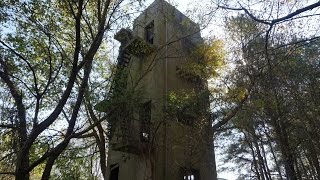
{"left": 0, "top": 0, "right": 143, "bottom": 179}
{"left": 215, "top": 0, "right": 320, "bottom": 43}
{"left": 217, "top": 13, "right": 320, "bottom": 180}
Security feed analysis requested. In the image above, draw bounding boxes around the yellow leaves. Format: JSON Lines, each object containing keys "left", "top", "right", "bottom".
{"left": 168, "top": 90, "right": 195, "bottom": 108}
{"left": 178, "top": 61, "right": 203, "bottom": 79}
{"left": 227, "top": 86, "right": 247, "bottom": 101}
{"left": 30, "top": 163, "right": 45, "bottom": 179}
{"left": 200, "top": 39, "right": 226, "bottom": 66}
{"left": 35, "top": 56, "right": 42, "bottom": 62}
{"left": 178, "top": 39, "right": 226, "bottom": 80}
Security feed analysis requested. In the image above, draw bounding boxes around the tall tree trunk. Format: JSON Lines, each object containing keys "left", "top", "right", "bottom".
{"left": 304, "top": 149, "right": 318, "bottom": 180}
{"left": 98, "top": 130, "right": 107, "bottom": 180}
{"left": 268, "top": 107, "right": 296, "bottom": 180}
{"left": 85, "top": 90, "right": 107, "bottom": 179}
{"left": 15, "top": 112, "right": 29, "bottom": 180}
{"left": 92, "top": 125, "right": 107, "bottom": 179}
{"left": 0, "top": 58, "right": 30, "bottom": 180}
{"left": 251, "top": 131, "right": 267, "bottom": 180}
{"left": 264, "top": 128, "right": 283, "bottom": 180}
{"left": 299, "top": 153, "right": 314, "bottom": 179}
{"left": 298, "top": 155, "right": 306, "bottom": 179}
{"left": 259, "top": 137, "right": 272, "bottom": 180}
{"left": 306, "top": 138, "right": 320, "bottom": 180}
{"left": 294, "top": 154, "right": 302, "bottom": 180}
{"left": 244, "top": 132, "right": 261, "bottom": 180}
{"left": 278, "top": 122, "right": 296, "bottom": 180}
{"left": 15, "top": 151, "right": 30, "bottom": 180}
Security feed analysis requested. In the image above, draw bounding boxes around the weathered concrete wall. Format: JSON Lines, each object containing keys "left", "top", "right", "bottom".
{"left": 106, "top": 0, "right": 216, "bottom": 180}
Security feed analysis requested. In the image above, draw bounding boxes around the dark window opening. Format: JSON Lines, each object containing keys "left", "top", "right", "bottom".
{"left": 109, "top": 164, "right": 119, "bottom": 180}
{"left": 145, "top": 21, "right": 154, "bottom": 44}
{"left": 184, "top": 175, "right": 195, "bottom": 180}
{"left": 180, "top": 168, "right": 200, "bottom": 180}
{"left": 140, "top": 101, "right": 151, "bottom": 142}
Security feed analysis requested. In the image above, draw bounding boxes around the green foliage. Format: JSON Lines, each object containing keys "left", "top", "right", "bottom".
{"left": 0, "top": 0, "right": 143, "bottom": 179}
{"left": 177, "top": 39, "right": 226, "bottom": 81}
{"left": 126, "top": 37, "right": 155, "bottom": 56}
{"left": 167, "top": 89, "right": 209, "bottom": 125}
{"left": 50, "top": 141, "right": 100, "bottom": 180}
{"left": 0, "top": 129, "right": 15, "bottom": 174}
{"left": 226, "top": 14, "right": 263, "bottom": 42}
{"left": 220, "top": 22, "right": 320, "bottom": 178}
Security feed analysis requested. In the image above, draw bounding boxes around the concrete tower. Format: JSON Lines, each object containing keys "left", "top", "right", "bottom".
{"left": 98, "top": 1, "right": 217, "bottom": 179}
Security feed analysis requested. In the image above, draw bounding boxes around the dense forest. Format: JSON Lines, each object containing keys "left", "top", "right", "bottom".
{"left": 0, "top": 0, "right": 319, "bottom": 179}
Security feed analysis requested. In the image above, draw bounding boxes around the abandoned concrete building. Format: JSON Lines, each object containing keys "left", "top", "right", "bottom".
{"left": 97, "top": 0, "right": 217, "bottom": 179}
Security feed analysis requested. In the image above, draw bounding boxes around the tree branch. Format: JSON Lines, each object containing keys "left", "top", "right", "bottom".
{"left": 0, "top": 172, "right": 15, "bottom": 175}
{"left": 0, "top": 57, "right": 27, "bottom": 142}
{"left": 0, "top": 40, "right": 39, "bottom": 95}
{"left": 212, "top": 88, "right": 251, "bottom": 130}
{"left": 0, "top": 124, "right": 16, "bottom": 128}
{"left": 29, "top": 0, "right": 84, "bottom": 141}
{"left": 219, "top": 1, "right": 320, "bottom": 25}
{"left": 271, "top": 1, "right": 320, "bottom": 24}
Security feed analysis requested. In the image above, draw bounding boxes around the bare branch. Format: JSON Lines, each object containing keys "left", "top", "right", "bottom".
{"left": 0, "top": 172, "right": 15, "bottom": 175}
{"left": 218, "top": 5, "right": 269, "bottom": 25}
{"left": 219, "top": 1, "right": 320, "bottom": 25}
{"left": 271, "top": 1, "right": 320, "bottom": 24}
{"left": 0, "top": 124, "right": 16, "bottom": 128}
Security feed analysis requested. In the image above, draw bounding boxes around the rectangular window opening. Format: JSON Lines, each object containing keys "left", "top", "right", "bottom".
{"left": 183, "top": 175, "right": 195, "bottom": 180}
{"left": 181, "top": 168, "right": 199, "bottom": 180}
{"left": 145, "top": 21, "right": 154, "bottom": 44}
{"left": 140, "top": 101, "right": 151, "bottom": 142}
{"left": 109, "top": 164, "right": 119, "bottom": 180}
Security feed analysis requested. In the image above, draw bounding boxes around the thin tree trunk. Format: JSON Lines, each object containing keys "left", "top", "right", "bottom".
{"left": 251, "top": 131, "right": 267, "bottom": 180}
{"left": 294, "top": 153, "right": 302, "bottom": 180}
{"left": 97, "top": 127, "right": 107, "bottom": 180}
{"left": 41, "top": 155, "right": 59, "bottom": 180}
{"left": 264, "top": 127, "right": 284, "bottom": 180}
{"left": 92, "top": 125, "right": 107, "bottom": 179}
{"left": 299, "top": 152, "right": 313, "bottom": 179}
{"left": 306, "top": 138, "right": 320, "bottom": 180}
{"left": 259, "top": 137, "right": 272, "bottom": 180}
{"left": 244, "top": 132, "right": 261, "bottom": 180}
{"left": 304, "top": 149, "right": 318, "bottom": 180}
{"left": 85, "top": 89, "right": 107, "bottom": 179}
{"left": 271, "top": 116, "right": 296, "bottom": 180}
{"left": 280, "top": 128, "right": 296, "bottom": 180}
